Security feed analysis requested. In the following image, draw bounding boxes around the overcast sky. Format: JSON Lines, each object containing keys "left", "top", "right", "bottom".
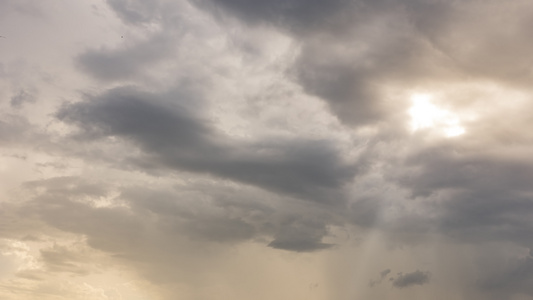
{"left": 1, "top": 0, "right": 533, "bottom": 299}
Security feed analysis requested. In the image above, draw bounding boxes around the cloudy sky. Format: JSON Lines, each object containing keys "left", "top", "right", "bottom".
{"left": 1, "top": 0, "right": 533, "bottom": 299}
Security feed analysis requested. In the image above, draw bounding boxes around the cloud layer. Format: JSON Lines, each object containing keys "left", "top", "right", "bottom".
{"left": 1, "top": 0, "right": 533, "bottom": 299}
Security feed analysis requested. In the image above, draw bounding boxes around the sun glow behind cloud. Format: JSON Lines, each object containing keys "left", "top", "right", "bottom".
{"left": 408, "top": 93, "right": 465, "bottom": 137}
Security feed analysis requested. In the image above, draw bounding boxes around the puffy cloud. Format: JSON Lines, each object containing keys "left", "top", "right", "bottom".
{"left": 56, "top": 86, "right": 357, "bottom": 203}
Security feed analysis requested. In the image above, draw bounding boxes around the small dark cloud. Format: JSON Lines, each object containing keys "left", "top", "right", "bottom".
{"left": 10, "top": 88, "right": 36, "bottom": 108}
{"left": 268, "top": 240, "right": 333, "bottom": 252}
{"left": 392, "top": 270, "right": 431, "bottom": 288}
{"left": 381, "top": 268, "right": 391, "bottom": 278}
{"left": 267, "top": 215, "right": 335, "bottom": 252}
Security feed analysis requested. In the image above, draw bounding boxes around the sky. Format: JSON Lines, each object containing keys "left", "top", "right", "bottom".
{"left": 1, "top": 0, "right": 533, "bottom": 299}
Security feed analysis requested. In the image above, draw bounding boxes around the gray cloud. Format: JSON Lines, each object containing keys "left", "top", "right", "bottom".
{"left": 380, "top": 268, "right": 391, "bottom": 278}
{"left": 437, "top": 190, "right": 533, "bottom": 252}
{"left": 3, "top": 0, "right": 533, "bottom": 298}
{"left": 56, "top": 86, "right": 357, "bottom": 204}
{"left": 192, "top": 0, "right": 533, "bottom": 128}
{"left": 10, "top": 88, "right": 36, "bottom": 108}
{"left": 369, "top": 268, "right": 391, "bottom": 287}
{"left": 40, "top": 245, "right": 92, "bottom": 275}
{"left": 12, "top": 174, "right": 343, "bottom": 291}
{"left": 191, "top": 0, "right": 351, "bottom": 35}
{"left": 0, "top": 0, "right": 44, "bottom": 18}
{"left": 0, "top": 114, "right": 37, "bottom": 147}
{"left": 479, "top": 256, "right": 533, "bottom": 297}
{"left": 190, "top": 0, "right": 430, "bottom": 126}
{"left": 267, "top": 240, "right": 333, "bottom": 252}
{"left": 392, "top": 270, "right": 431, "bottom": 288}
{"left": 126, "top": 183, "right": 339, "bottom": 252}
{"left": 267, "top": 216, "right": 334, "bottom": 252}
{"left": 18, "top": 172, "right": 341, "bottom": 259}
{"left": 392, "top": 143, "right": 533, "bottom": 197}
{"left": 106, "top": 0, "right": 162, "bottom": 25}
{"left": 378, "top": 138, "right": 533, "bottom": 251}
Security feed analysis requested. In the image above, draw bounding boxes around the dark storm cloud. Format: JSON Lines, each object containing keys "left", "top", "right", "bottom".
{"left": 267, "top": 215, "right": 334, "bottom": 252}
{"left": 392, "top": 270, "right": 430, "bottom": 288}
{"left": 56, "top": 86, "right": 357, "bottom": 205}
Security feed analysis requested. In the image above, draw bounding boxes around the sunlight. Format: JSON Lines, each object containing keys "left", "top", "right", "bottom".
{"left": 408, "top": 93, "right": 465, "bottom": 137}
